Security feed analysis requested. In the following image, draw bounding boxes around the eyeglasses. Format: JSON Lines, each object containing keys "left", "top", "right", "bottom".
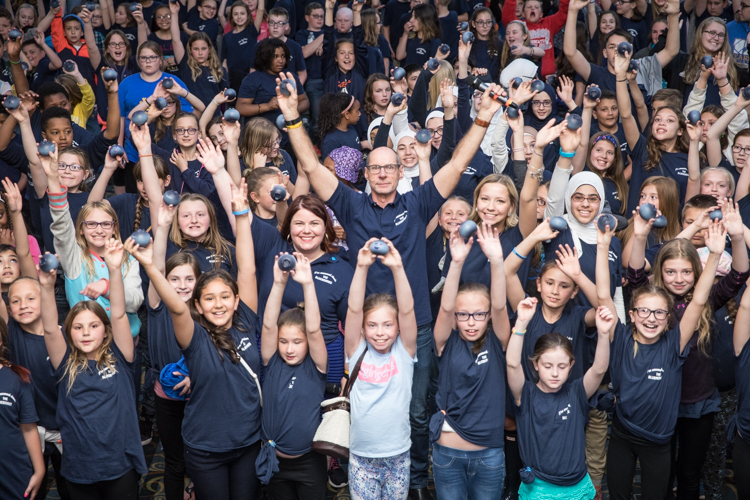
{"left": 733, "top": 145, "right": 750, "bottom": 155}
{"left": 455, "top": 311, "right": 489, "bottom": 321}
{"left": 139, "top": 55, "right": 159, "bottom": 62}
{"left": 474, "top": 20, "right": 493, "bottom": 26}
{"left": 704, "top": 30, "right": 725, "bottom": 39}
{"left": 82, "top": 220, "right": 115, "bottom": 230}
{"left": 165, "top": 100, "right": 177, "bottom": 107}
{"left": 108, "top": 42, "right": 127, "bottom": 48}
{"left": 200, "top": 5, "right": 216, "bottom": 10}
{"left": 631, "top": 307, "right": 668, "bottom": 320}
{"left": 571, "top": 193, "right": 601, "bottom": 204}
{"left": 175, "top": 128, "right": 199, "bottom": 135}
{"left": 531, "top": 100, "right": 552, "bottom": 108}
{"left": 367, "top": 164, "right": 398, "bottom": 173}
{"left": 309, "top": 13, "right": 323, "bottom": 19}
{"left": 268, "top": 20, "right": 287, "bottom": 27}
{"left": 614, "top": 0, "right": 633, "bottom": 4}
{"left": 537, "top": 198, "right": 547, "bottom": 206}
{"left": 263, "top": 137, "right": 282, "bottom": 149}
{"left": 58, "top": 163, "right": 84, "bottom": 171}
{"left": 426, "top": 127, "right": 443, "bottom": 137}
{"left": 156, "top": 14, "right": 171, "bottom": 20}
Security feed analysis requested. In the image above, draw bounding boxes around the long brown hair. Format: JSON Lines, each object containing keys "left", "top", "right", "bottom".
{"left": 619, "top": 176, "right": 681, "bottom": 247}
{"left": 469, "top": 8, "right": 500, "bottom": 59}
{"left": 190, "top": 270, "right": 245, "bottom": 362}
{"left": 652, "top": 239, "right": 714, "bottom": 355}
{"left": 169, "top": 193, "right": 234, "bottom": 271}
{"left": 500, "top": 20, "right": 530, "bottom": 69}
{"left": 586, "top": 133, "right": 627, "bottom": 214}
{"left": 240, "top": 117, "right": 282, "bottom": 170}
{"left": 411, "top": 4, "right": 441, "bottom": 43}
{"left": 279, "top": 194, "right": 339, "bottom": 254}
{"left": 683, "top": 18, "right": 737, "bottom": 89}
{"left": 62, "top": 301, "right": 117, "bottom": 393}
{"left": 104, "top": 30, "right": 133, "bottom": 68}
{"left": 132, "top": 156, "right": 170, "bottom": 232}
{"left": 153, "top": 97, "right": 182, "bottom": 144}
{"left": 186, "top": 32, "right": 224, "bottom": 83}
{"left": 363, "top": 73, "right": 389, "bottom": 123}
{"left": 595, "top": 12, "right": 620, "bottom": 65}
{"left": 361, "top": 9, "right": 380, "bottom": 47}
{"left": 645, "top": 106, "right": 691, "bottom": 172}
{"left": 0, "top": 317, "right": 31, "bottom": 383}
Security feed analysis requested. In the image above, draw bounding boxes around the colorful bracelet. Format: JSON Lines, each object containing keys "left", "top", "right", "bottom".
{"left": 474, "top": 117, "right": 491, "bottom": 128}
{"left": 232, "top": 208, "right": 250, "bottom": 216}
{"left": 559, "top": 147, "right": 575, "bottom": 158}
{"left": 512, "top": 247, "right": 528, "bottom": 260}
{"left": 286, "top": 121, "right": 303, "bottom": 130}
{"left": 513, "top": 328, "right": 526, "bottom": 336}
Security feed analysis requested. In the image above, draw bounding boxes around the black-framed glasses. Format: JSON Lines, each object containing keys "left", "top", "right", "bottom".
{"left": 704, "top": 30, "right": 725, "bottom": 39}
{"left": 426, "top": 127, "right": 443, "bottom": 137}
{"left": 139, "top": 55, "right": 159, "bottom": 62}
{"left": 309, "top": 13, "right": 323, "bottom": 19}
{"left": 268, "top": 20, "right": 287, "bottom": 27}
{"left": 733, "top": 145, "right": 750, "bottom": 155}
{"left": 631, "top": 307, "right": 668, "bottom": 320}
{"left": 367, "top": 164, "right": 398, "bottom": 173}
{"left": 108, "top": 42, "right": 127, "bottom": 48}
{"left": 82, "top": 220, "right": 115, "bottom": 230}
{"left": 58, "top": 163, "right": 84, "bottom": 171}
{"left": 531, "top": 100, "right": 552, "bottom": 108}
{"left": 474, "top": 20, "right": 493, "bottom": 26}
{"left": 455, "top": 311, "right": 489, "bottom": 321}
{"left": 571, "top": 193, "right": 600, "bottom": 203}
{"left": 175, "top": 128, "right": 199, "bottom": 136}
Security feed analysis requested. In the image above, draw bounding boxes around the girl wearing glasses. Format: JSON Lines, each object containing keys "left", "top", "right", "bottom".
{"left": 468, "top": 8, "right": 502, "bottom": 83}
{"left": 39, "top": 238, "right": 147, "bottom": 500}
{"left": 42, "top": 147, "right": 144, "bottom": 337}
{"left": 430, "top": 222, "right": 510, "bottom": 498}
{"left": 146, "top": 3, "right": 188, "bottom": 75}
{"left": 628, "top": 201, "right": 749, "bottom": 499}
{"left": 184, "top": 0, "right": 220, "bottom": 47}
{"left": 93, "top": 30, "right": 140, "bottom": 125}
{"left": 238, "top": 118, "right": 298, "bottom": 184}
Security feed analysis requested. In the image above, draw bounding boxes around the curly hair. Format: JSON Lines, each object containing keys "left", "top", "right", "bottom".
{"left": 645, "top": 106, "right": 691, "bottom": 172}
{"left": 254, "top": 37, "right": 289, "bottom": 73}
{"left": 317, "top": 93, "right": 355, "bottom": 140}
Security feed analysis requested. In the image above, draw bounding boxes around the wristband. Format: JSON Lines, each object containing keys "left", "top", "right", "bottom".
{"left": 232, "top": 208, "right": 250, "bottom": 216}
{"left": 9, "top": 59, "right": 20, "bottom": 65}
{"left": 512, "top": 247, "right": 528, "bottom": 260}
{"left": 616, "top": 79, "right": 627, "bottom": 82}
{"left": 512, "top": 147, "right": 524, "bottom": 152}
{"left": 559, "top": 147, "right": 575, "bottom": 158}
{"left": 513, "top": 328, "right": 526, "bottom": 336}
{"left": 474, "top": 117, "right": 491, "bottom": 128}
{"left": 139, "top": 154, "right": 153, "bottom": 157}
{"left": 286, "top": 121, "right": 303, "bottom": 129}
{"left": 285, "top": 116, "right": 302, "bottom": 127}
{"left": 100, "top": 278, "right": 110, "bottom": 296}
{"left": 720, "top": 81, "right": 731, "bottom": 89}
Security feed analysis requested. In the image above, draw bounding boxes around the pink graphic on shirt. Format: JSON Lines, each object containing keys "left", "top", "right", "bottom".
{"left": 358, "top": 355, "right": 399, "bottom": 384}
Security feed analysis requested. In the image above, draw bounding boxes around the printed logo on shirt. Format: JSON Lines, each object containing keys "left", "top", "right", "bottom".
{"left": 475, "top": 350, "right": 488, "bottom": 366}
{"left": 314, "top": 271, "right": 337, "bottom": 284}
{"left": 199, "top": 24, "right": 206, "bottom": 30}
{"left": 207, "top": 254, "right": 229, "bottom": 265}
{"left": 647, "top": 368, "right": 664, "bottom": 381}
{"left": 97, "top": 366, "right": 116, "bottom": 380}
{"left": 207, "top": 76, "right": 217, "bottom": 83}
{"left": 608, "top": 250, "right": 618, "bottom": 263}
{"left": 732, "top": 39, "right": 748, "bottom": 65}
{"left": 358, "top": 355, "right": 399, "bottom": 383}
{"left": 463, "top": 166, "right": 477, "bottom": 176}
{"left": 288, "top": 376, "right": 296, "bottom": 389}
{"left": 528, "top": 28, "right": 551, "bottom": 51}
{"left": 0, "top": 392, "right": 16, "bottom": 407}
{"left": 394, "top": 210, "right": 408, "bottom": 226}
{"left": 127, "top": 33, "right": 136, "bottom": 41}
{"left": 239, "top": 38, "right": 248, "bottom": 46}
{"left": 416, "top": 48, "right": 427, "bottom": 55}
{"left": 558, "top": 403, "right": 571, "bottom": 420}
{"left": 627, "top": 29, "right": 638, "bottom": 39}
{"left": 238, "top": 337, "right": 253, "bottom": 352}
{"left": 674, "top": 167, "right": 689, "bottom": 177}
{"left": 724, "top": 314, "right": 733, "bottom": 325}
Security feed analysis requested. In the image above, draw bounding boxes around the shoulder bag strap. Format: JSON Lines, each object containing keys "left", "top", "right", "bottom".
{"left": 343, "top": 347, "right": 368, "bottom": 399}
{"left": 239, "top": 355, "right": 264, "bottom": 407}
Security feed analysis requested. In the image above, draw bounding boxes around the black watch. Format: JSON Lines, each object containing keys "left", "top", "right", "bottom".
{"left": 285, "top": 117, "right": 303, "bottom": 127}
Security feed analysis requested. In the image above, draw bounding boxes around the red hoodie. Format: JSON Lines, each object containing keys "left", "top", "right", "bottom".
{"left": 502, "top": 0, "right": 570, "bottom": 77}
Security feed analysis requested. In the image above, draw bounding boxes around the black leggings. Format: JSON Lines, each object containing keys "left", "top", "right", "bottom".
{"left": 606, "top": 421, "right": 670, "bottom": 500}
{"left": 36, "top": 446, "right": 69, "bottom": 500}
{"left": 184, "top": 440, "right": 261, "bottom": 500}
{"left": 735, "top": 431, "right": 750, "bottom": 500}
{"left": 668, "top": 413, "right": 715, "bottom": 500}
{"left": 65, "top": 469, "right": 140, "bottom": 500}
{"left": 154, "top": 396, "right": 187, "bottom": 500}
{"left": 266, "top": 450, "right": 327, "bottom": 500}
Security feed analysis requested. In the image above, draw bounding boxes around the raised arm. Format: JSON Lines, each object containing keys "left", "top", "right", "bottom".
{"left": 276, "top": 72, "right": 339, "bottom": 202}
{"left": 253, "top": 0, "right": 265, "bottom": 31}
{"left": 195, "top": 138, "right": 237, "bottom": 233}
{"left": 574, "top": 85, "right": 599, "bottom": 174}
{"left": 554, "top": 243, "right": 600, "bottom": 319}
{"left": 232, "top": 181, "right": 258, "bottom": 312}
{"left": 596, "top": 223, "right": 618, "bottom": 339}
{"left": 539, "top": 120, "right": 575, "bottom": 219}
{"left": 292, "top": 253, "right": 327, "bottom": 372}
{"left": 583, "top": 306, "right": 613, "bottom": 397}
{"left": 724, "top": 199, "right": 750, "bottom": 273}
{"left": 102, "top": 238, "right": 135, "bottom": 362}
{"left": 506, "top": 297, "right": 537, "bottom": 404}
{"left": 39, "top": 267, "right": 67, "bottom": 370}
{"left": 434, "top": 230, "right": 472, "bottom": 355}
{"left": 628, "top": 205, "right": 655, "bottom": 270}
{"left": 3, "top": 179, "right": 37, "bottom": 279}
{"left": 706, "top": 93, "right": 750, "bottom": 167}
{"left": 685, "top": 119, "right": 703, "bottom": 200}
{"left": 505, "top": 220, "right": 559, "bottom": 310}
{"left": 101, "top": 69, "right": 121, "bottom": 140}
{"left": 380, "top": 238, "right": 417, "bottom": 357}
{"left": 656, "top": 1, "right": 681, "bottom": 68}
{"left": 433, "top": 83, "right": 503, "bottom": 198}
{"left": 80, "top": 7, "right": 102, "bottom": 70}
{"left": 261, "top": 255, "right": 288, "bottom": 365}
{"left": 476, "top": 223, "right": 510, "bottom": 349}
{"left": 734, "top": 268, "right": 750, "bottom": 355}
{"left": 680, "top": 221, "right": 725, "bottom": 352}
{"left": 563, "top": 0, "right": 592, "bottom": 81}
{"left": 4, "top": 105, "right": 46, "bottom": 198}
{"left": 614, "top": 48, "right": 641, "bottom": 152}
{"left": 89, "top": 148, "right": 121, "bottom": 202}
{"left": 344, "top": 240, "right": 377, "bottom": 358}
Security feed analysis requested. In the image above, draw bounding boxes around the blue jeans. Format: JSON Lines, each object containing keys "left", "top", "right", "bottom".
{"left": 409, "top": 323, "right": 437, "bottom": 489}
{"left": 432, "top": 442, "right": 506, "bottom": 500}
{"left": 304, "top": 78, "right": 324, "bottom": 141}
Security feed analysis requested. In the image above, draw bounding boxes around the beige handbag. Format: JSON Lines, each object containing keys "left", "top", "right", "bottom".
{"left": 311, "top": 348, "right": 368, "bottom": 460}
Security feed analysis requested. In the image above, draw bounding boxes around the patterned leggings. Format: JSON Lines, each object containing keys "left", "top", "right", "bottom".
{"left": 702, "top": 389, "right": 737, "bottom": 500}
{"left": 349, "top": 451, "right": 411, "bottom": 500}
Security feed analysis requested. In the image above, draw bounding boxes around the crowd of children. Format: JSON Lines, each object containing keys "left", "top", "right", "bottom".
{"left": 1, "top": 0, "right": 750, "bottom": 499}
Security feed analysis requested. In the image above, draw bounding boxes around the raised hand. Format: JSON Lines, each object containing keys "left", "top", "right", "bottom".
{"left": 686, "top": 121, "right": 702, "bottom": 143}
{"left": 124, "top": 237, "right": 154, "bottom": 268}
{"left": 476, "top": 222, "right": 503, "bottom": 263}
{"left": 230, "top": 178, "right": 249, "bottom": 213}
{"left": 559, "top": 116, "right": 582, "bottom": 152}
{"left": 272, "top": 253, "right": 291, "bottom": 284}
{"left": 223, "top": 118, "right": 241, "bottom": 146}
{"left": 1, "top": 178, "right": 23, "bottom": 214}
{"left": 130, "top": 121, "right": 152, "bottom": 152}
{"left": 710, "top": 51, "right": 729, "bottom": 83}
{"left": 439, "top": 78, "right": 455, "bottom": 110}
{"left": 157, "top": 202, "right": 177, "bottom": 228}
{"left": 595, "top": 305, "right": 615, "bottom": 334}
{"left": 290, "top": 252, "right": 313, "bottom": 285}
{"left": 357, "top": 238, "right": 380, "bottom": 268}
{"left": 516, "top": 296, "right": 538, "bottom": 324}
{"left": 253, "top": 151, "right": 268, "bottom": 168}
{"left": 510, "top": 80, "right": 537, "bottom": 106}
{"left": 103, "top": 237, "right": 125, "bottom": 270}
{"left": 37, "top": 143, "right": 59, "bottom": 182}
{"left": 275, "top": 71, "right": 299, "bottom": 119}
{"left": 722, "top": 198, "right": 744, "bottom": 237}
{"left": 529, "top": 218, "right": 560, "bottom": 242}
{"left": 583, "top": 84, "right": 600, "bottom": 109}
{"left": 449, "top": 228, "right": 473, "bottom": 263}
{"left": 37, "top": 254, "right": 57, "bottom": 286}
{"left": 555, "top": 244, "right": 582, "bottom": 280}
{"left": 170, "top": 149, "right": 188, "bottom": 172}
{"left": 556, "top": 75, "right": 574, "bottom": 104}
{"left": 596, "top": 215, "right": 616, "bottom": 246}
{"left": 632, "top": 206, "right": 654, "bottom": 237}
{"left": 195, "top": 138, "right": 225, "bottom": 175}
{"left": 506, "top": 104, "right": 524, "bottom": 132}
{"left": 705, "top": 219, "right": 727, "bottom": 255}
{"left": 378, "top": 237, "right": 404, "bottom": 270}
{"left": 535, "top": 118, "right": 566, "bottom": 145}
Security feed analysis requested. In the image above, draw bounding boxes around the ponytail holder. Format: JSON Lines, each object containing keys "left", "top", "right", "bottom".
{"left": 343, "top": 96, "right": 355, "bottom": 113}
{"left": 268, "top": 440, "right": 276, "bottom": 448}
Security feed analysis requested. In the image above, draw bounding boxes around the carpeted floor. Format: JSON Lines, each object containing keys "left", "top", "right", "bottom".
{"left": 41, "top": 428, "right": 740, "bottom": 500}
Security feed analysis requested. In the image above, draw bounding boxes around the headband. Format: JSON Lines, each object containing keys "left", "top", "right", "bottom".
{"left": 593, "top": 134, "right": 618, "bottom": 149}
{"left": 343, "top": 96, "right": 355, "bottom": 114}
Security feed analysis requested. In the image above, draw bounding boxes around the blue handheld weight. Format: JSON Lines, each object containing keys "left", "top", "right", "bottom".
{"left": 38, "top": 140, "right": 55, "bottom": 156}
{"left": 427, "top": 58, "right": 440, "bottom": 71}
{"left": 50, "top": 0, "right": 59, "bottom": 8}
{"left": 393, "top": 67, "right": 406, "bottom": 80}
{"left": 617, "top": 41, "right": 632, "bottom": 55}
{"left": 510, "top": 45, "right": 517, "bottom": 51}
{"left": 39, "top": 254, "right": 59, "bottom": 273}
{"left": 8, "top": 29, "right": 22, "bottom": 41}
{"left": 597, "top": 214, "right": 616, "bottom": 232}
{"left": 270, "top": 185, "right": 287, "bottom": 202}
{"left": 628, "top": 59, "right": 639, "bottom": 72}
{"left": 223, "top": 108, "right": 240, "bottom": 122}
{"left": 84, "top": 2, "right": 95, "bottom": 11}
{"left": 439, "top": 44, "right": 450, "bottom": 54}
{"left": 566, "top": 114, "right": 582, "bottom": 130}
{"left": 459, "top": 22, "right": 469, "bottom": 31}
{"left": 3, "top": 95, "right": 19, "bottom": 110}
{"left": 154, "top": 97, "right": 167, "bottom": 110}
{"left": 131, "top": 229, "right": 152, "bottom": 247}
{"left": 639, "top": 203, "right": 656, "bottom": 220}
{"left": 279, "top": 79, "right": 296, "bottom": 96}
{"left": 652, "top": 215, "right": 667, "bottom": 228}
{"left": 511, "top": 77, "right": 523, "bottom": 89}
{"left": 163, "top": 190, "right": 181, "bottom": 206}
{"left": 102, "top": 68, "right": 118, "bottom": 81}
{"left": 278, "top": 254, "right": 297, "bottom": 271}
{"left": 391, "top": 93, "right": 405, "bottom": 106}
{"left": 109, "top": 144, "right": 125, "bottom": 158}
{"left": 370, "top": 241, "right": 389, "bottom": 255}
{"left": 506, "top": 106, "right": 519, "bottom": 119}
{"left": 743, "top": 87, "right": 750, "bottom": 100}
{"left": 687, "top": 110, "right": 701, "bottom": 126}
{"left": 530, "top": 80, "right": 545, "bottom": 92}
{"left": 458, "top": 220, "right": 477, "bottom": 239}
{"left": 709, "top": 209, "right": 723, "bottom": 221}
{"left": 162, "top": 78, "right": 174, "bottom": 89}
{"left": 701, "top": 55, "right": 713, "bottom": 69}
{"left": 462, "top": 31, "right": 474, "bottom": 44}
{"left": 129, "top": 3, "right": 139, "bottom": 11}
{"left": 276, "top": 114, "right": 286, "bottom": 130}
{"left": 586, "top": 86, "right": 601, "bottom": 100}
{"left": 549, "top": 217, "right": 568, "bottom": 232}
{"left": 416, "top": 129, "right": 432, "bottom": 144}
{"left": 63, "top": 60, "right": 76, "bottom": 72}
{"left": 224, "top": 88, "right": 236, "bottom": 100}
{"left": 131, "top": 110, "right": 148, "bottom": 127}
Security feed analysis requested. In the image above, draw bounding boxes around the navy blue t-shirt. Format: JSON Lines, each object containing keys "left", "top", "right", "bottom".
{"left": 585, "top": 63, "right": 650, "bottom": 117}
{"left": 178, "top": 59, "right": 229, "bottom": 109}
{"left": 238, "top": 71, "right": 306, "bottom": 147}
{"left": 30, "top": 56, "right": 57, "bottom": 92}
{"left": 614, "top": 12, "right": 648, "bottom": 53}
{"left": 295, "top": 28, "right": 324, "bottom": 80}
{"left": 251, "top": 217, "right": 353, "bottom": 344}
{"left": 626, "top": 135, "right": 689, "bottom": 214}
{"left": 382, "top": 0, "right": 412, "bottom": 50}
{"left": 248, "top": 38, "right": 307, "bottom": 75}
{"left": 187, "top": 7, "right": 220, "bottom": 46}
{"left": 8, "top": 319, "right": 58, "bottom": 430}
{"left": 514, "top": 378, "right": 591, "bottom": 486}
{"left": 439, "top": 12, "right": 459, "bottom": 61}
{"left": 404, "top": 36, "right": 442, "bottom": 66}
{"left": 261, "top": 353, "right": 326, "bottom": 455}
{"left": 321, "top": 126, "right": 362, "bottom": 159}
{"left": 148, "top": 301, "right": 183, "bottom": 374}
{"left": 181, "top": 300, "right": 262, "bottom": 452}
{"left": 325, "top": 179, "right": 446, "bottom": 327}
{"left": 0, "top": 366, "right": 37, "bottom": 499}
{"left": 55, "top": 342, "right": 147, "bottom": 483}
{"left": 222, "top": 24, "right": 259, "bottom": 75}
{"left": 434, "top": 329, "right": 506, "bottom": 447}
{"left": 610, "top": 323, "right": 688, "bottom": 444}
{"left": 166, "top": 239, "right": 237, "bottom": 277}
{"left": 737, "top": 334, "right": 750, "bottom": 446}
{"left": 470, "top": 37, "right": 502, "bottom": 83}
